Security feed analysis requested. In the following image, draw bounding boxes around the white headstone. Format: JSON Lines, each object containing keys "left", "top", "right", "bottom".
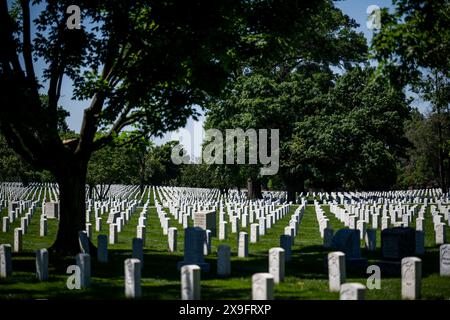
{"left": 181, "top": 265, "right": 201, "bottom": 300}
{"left": 168, "top": 227, "right": 178, "bottom": 253}
{"left": 109, "top": 223, "right": 118, "bottom": 244}
{"left": 268, "top": 248, "right": 285, "bottom": 284}
{"left": 193, "top": 210, "right": 216, "bottom": 237}
{"left": 124, "top": 258, "right": 142, "bottom": 298}
{"left": 36, "top": 248, "right": 48, "bottom": 281}
{"left": 340, "top": 283, "right": 365, "bottom": 300}
{"left": 20, "top": 217, "right": 27, "bottom": 234}
{"left": 85, "top": 223, "right": 92, "bottom": 239}
{"left": 416, "top": 217, "right": 424, "bottom": 231}
{"left": 0, "top": 244, "right": 12, "bottom": 278}
{"left": 440, "top": 244, "right": 450, "bottom": 276}
{"left": 162, "top": 217, "right": 170, "bottom": 235}
{"left": 13, "top": 228, "right": 22, "bottom": 252}
{"left": 137, "top": 225, "right": 146, "bottom": 246}
{"left": 238, "top": 232, "right": 249, "bottom": 258}
{"left": 401, "top": 257, "right": 422, "bottom": 300}
{"left": 435, "top": 223, "right": 446, "bottom": 245}
{"left": 252, "top": 273, "right": 274, "bottom": 300}
{"left": 219, "top": 221, "right": 228, "bottom": 240}
{"left": 259, "top": 218, "right": 266, "bottom": 236}
{"left": 328, "top": 251, "right": 346, "bottom": 292}
{"left": 183, "top": 214, "right": 189, "bottom": 229}
{"left": 45, "top": 202, "right": 59, "bottom": 219}
{"left": 242, "top": 213, "right": 248, "bottom": 228}
{"left": 250, "top": 223, "right": 260, "bottom": 243}
{"left": 116, "top": 217, "right": 123, "bottom": 233}
{"left": 39, "top": 218, "right": 47, "bottom": 237}
{"left": 95, "top": 217, "right": 102, "bottom": 232}
{"left": 2, "top": 217, "right": 9, "bottom": 233}
{"left": 231, "top": 216, "right": 239, "bottom": 233}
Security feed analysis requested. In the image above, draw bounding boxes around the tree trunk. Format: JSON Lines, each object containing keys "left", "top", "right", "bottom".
{"left": 88, "top": 184, "right": 94, "bottom": 200}
{"left": 284, "top": 174, "right": 304, "bottom": 204}
{"left": 435, "top": 71, "right": 448, "bottom": 194}
{"left": 139, "top": 172, "right": 145, "bottom": 195}
{"left": 437, "top": 120, "right": 447, "bottom": 193}
{"left": 50, "top": 160, "right": 95, "bottom": 256}
{"left": 287, "top": 185, "right": 296, "bottom": 203}
{"left": 247, "top": 177, "right": 262, "bottom": 199}
{"left": 21, "top": 175, "right": 30, "bottom": 187}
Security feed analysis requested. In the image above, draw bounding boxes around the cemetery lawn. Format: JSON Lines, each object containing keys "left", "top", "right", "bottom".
{"left": 1, "top": 198, "right": 450, "bottom": 300}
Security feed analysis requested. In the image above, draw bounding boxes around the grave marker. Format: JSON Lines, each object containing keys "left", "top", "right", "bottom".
{"left": 36, "top": 249, "right": 48, "bottom": 281}
{"left": 328, "top": 251, "right": 346, "bottom": 292}
{"left": 124, "top": 258, "right": 142, "bottom": 298}
{"left": 401, "top": 257, "right": 422, "bottom": 300}
{"left": 252, "top": 273, "right": 274, "bottom": 300}
{"left": 340, "top": 283, "right": 365, "bottom": 300}
{"left": 217, "top": 245, "right": 231, "bottom": 277}
{"left": 181, "top": 265, "right": 201, "bottom": 300}
{"left": 0, "top": 244, "right": 12, "bottom": 278}
{"left": 268, "top": 248, "right": 285, "bottom": 284}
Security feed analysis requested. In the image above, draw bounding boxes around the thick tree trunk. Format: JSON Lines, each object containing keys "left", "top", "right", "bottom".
{"left": 284, "top": 174, "right": 304, "bottom": 204}
{"left": 437, "top": 122, "right": 447, "bottom": 193}
{"left": 435, "top": 73, "right": 448, "bottom": 194}
{"left": 21, "top": 175, "right": 30, "bottom": 187}
{"left": 88, "top": 184, "right": 94, "bottom": 200}
{"left": 50, "top": 160, "right": 95, "bottom": 256}
{"left": 247, "top": 177, "right": 262, "bottom": 199}
{"left": 139, "top": 173, "right": 145, "bottom": 195}
{"left": 287, "top": 185, "right": 296, "bottom": 203}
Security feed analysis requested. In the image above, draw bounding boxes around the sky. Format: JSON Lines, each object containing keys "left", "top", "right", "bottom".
{"left": 24, "top": 0, "right": 429, "bottom": 158}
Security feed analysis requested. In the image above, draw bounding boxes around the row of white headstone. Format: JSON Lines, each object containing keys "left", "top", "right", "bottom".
{"left": 327, "top": 246, "right": 450, "bottom": 300}
{"left": 328, "top": 202, "right": 447, "bottom": 246}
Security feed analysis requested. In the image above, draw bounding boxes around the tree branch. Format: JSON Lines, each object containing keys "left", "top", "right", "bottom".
{"left": 0, "top": 0, "right": 23, "bottom": 74}
{"left": 75, "top": 35, "right": 126, "bottom": 156}
{"left": 75, "top": 93, "right": 106, "bottom": 156}
{"left": 20, "top": 0, "right": 36, "bottom": 82}
{"left": 91, "top": 108, "right": 144, "bottom": 151}
{"left": 1, "top": 123, "right": 42, "bottom": 168}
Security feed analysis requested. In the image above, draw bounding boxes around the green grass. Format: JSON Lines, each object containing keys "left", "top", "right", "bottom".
{"left": 1, "top": 195, "right": 450, "bottom": 300}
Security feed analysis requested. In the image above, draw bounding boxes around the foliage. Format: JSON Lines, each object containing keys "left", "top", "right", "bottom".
{"left": 145, "top": 141, "right": 181, "bottom": 186}
{"left": 205, "top": 65, "right": 410, "bottom": 193}
{"left": 397, "top": 109, "right": 443, "bottom": 188}
{"left": 372, "top": 0, "right": 450, "bottom": 191}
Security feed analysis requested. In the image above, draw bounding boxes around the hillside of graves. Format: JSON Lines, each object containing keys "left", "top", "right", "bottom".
{"left": 0, "top": 183, "right": 449, "bottom": 300}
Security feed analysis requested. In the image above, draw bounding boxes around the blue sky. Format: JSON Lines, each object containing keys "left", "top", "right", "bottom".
{"left": 23, "top": 1, "right": 429, "bottom": 154}
{"left": 335, "top": 0, "right": 394, "bottom": 42}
